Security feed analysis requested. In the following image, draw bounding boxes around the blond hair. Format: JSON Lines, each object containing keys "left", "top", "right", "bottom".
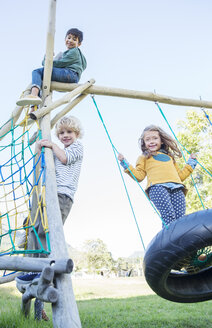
{"left": 138, "top": 125, "right": 182, "bottom": 160}
{"left": 55, "top": 115, "right": 83, "bottom": 139}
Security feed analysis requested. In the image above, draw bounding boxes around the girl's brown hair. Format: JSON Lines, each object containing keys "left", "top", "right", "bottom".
{"left": 138, "top": 125, "right": 182, "bottom": 160}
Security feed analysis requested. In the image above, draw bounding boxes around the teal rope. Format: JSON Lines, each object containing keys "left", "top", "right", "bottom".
{"left": 155, "top": 103, "right": 211, "bottom": 177}
{"left": 155, "top": 102, "right": 210, "bottom": 209}
{"left": 91, "top": 96, "right": 168, "bottom": 224}
{"left": 0, "top": 117, "right": 51, "bottom": 256}
{"left": 91, "top": 96, "right": 172, "bottom": 249}
{"left": 91, "top": 96, "right": 168, "bottom": 227}
{"left": 121, "top": 159, "right": 168, "bottom": 228}
{"left": 91, "top": 95, "right": 146, "bottom": 249}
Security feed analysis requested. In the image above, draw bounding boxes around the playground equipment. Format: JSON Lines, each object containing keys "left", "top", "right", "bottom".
{"left": 143, "top": 209, "right": 212, "bottom": 303}
{"left": 0, "top": 1, "right": 88, "bottom": 327}
{"left": 0, "top": 0, "right": 211, "bottom": 327}
{"left": 90, "top": 95, "right": 212, "bottom": 303}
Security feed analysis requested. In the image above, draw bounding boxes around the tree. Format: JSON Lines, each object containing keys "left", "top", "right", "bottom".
{"left": 82, "top": 239, "right": 115, "bottom": 273}
{"left": 67, "top": 244, "right": 87, "bottom": 272}
{"left": 116, "top": 256, "right": 143, "bottom": 276}
{"left": 177, "top": 109, "right": 212, "bottom": 213}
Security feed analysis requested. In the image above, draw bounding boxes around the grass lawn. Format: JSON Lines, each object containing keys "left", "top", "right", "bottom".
{"left": 0, "top": 276, "right": 211, "bottom": 327}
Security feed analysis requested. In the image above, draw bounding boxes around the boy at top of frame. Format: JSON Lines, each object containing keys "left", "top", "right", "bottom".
{"left": 16, "top": 28, "right": 87, "bottom": 108}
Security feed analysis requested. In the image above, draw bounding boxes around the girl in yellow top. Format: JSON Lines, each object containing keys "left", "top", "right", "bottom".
{"left": 118, "top": 125, "right": 197, "bottom": 226}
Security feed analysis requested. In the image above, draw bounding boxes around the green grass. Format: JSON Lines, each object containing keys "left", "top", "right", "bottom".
{"left": 0, "top": 284, "right": 51, "bottom": 328}
{"left": 78, "top": 296, "right": 212, "bottom": 328}
{"left": 0, "top": 277, "right": 212, "bottom": 327}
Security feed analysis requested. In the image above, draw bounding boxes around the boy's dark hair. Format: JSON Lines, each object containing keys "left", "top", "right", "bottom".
{"left": 65, "top": 28, "right": 83, "bottom": 43}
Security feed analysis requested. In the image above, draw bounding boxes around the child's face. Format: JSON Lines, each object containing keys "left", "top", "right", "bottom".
{"left": 143, "top": 130, "right": 162, "bottom": 152}
{"left": 65, "top": 33, "right": 81, "bottom": 49}
{"left": 58, "top": 128, "right": 78, "bottom": 147}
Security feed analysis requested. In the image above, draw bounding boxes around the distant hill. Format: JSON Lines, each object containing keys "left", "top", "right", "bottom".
{"left": 66, "top": 243, "right": 144, "bottom": 265}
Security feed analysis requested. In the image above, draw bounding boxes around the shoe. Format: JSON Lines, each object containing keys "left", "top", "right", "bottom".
{"left": 29, "top": 105, "right": 36, "bottom": 114}
{"left": 16, "top": 95, "right": 42, "bottom": 106}
{"left": 15, "top": 272, "right": 41, "bottom": 284}
{"left": 42, "top": 309, "right": 50, "bottom": 321}
{"left": 17, "top": 232, "right": 27, "bottom": 249}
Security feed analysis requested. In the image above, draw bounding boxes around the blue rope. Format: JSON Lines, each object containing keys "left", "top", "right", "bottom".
{"left": 201, "top": 108, "right": 212, "bottom": 126}
{"left": 0, "top": 119, "right": 49, "bottom": 256}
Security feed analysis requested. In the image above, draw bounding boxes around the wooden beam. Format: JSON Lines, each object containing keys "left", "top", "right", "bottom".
{"left": 21, "top": 92, "right": 88, "bottom": 129}
{"left": 0, "top": 105, "right": 24, "bottom": 140}
{"left": 51, "top": 93, "right": 87, "bottom": 128}
{"left": 0, "top": 256, "right": 73, "bottom": 273}
{"left": 30, "top": 79, "right": 95, "bottom": 120}
{"left": 27, "top": 93, "right": 88, "bottom": 145}
{"left": 0, "top": 84, "right": 33, "bottom": 140}
{"left": 51, "top": 82, "right": 212, "bottom": 109}
{"left": 0, "top": 271, "right": 22, "bottom": 285}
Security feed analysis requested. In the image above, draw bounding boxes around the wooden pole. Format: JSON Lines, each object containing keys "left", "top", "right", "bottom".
{"left": 51, "top": 93, "right": 87, "bottom": 128}
{"left": 0, "top": 256, "right": 73, "bottom": 273}
{"left": 23, "top": 93, "right": 88, "bottom": 130}
{"left": 27, "top": 93, "right": 87, "bottom": 144}
{"left": 0, "top": 84, "right": 33, "bottom": 139}
{"left": 30, "top": 79, "right": 95, "bottom": 120}
{"left": 51, "top": 82, "right": 212, "bottom": 109}
{"left": 40, "top": 1, "right": 81, "bottom": 327}
{"left": 0, "top": 272, "right": 22, "bottom": 285}
{"left": 0, "top": 105, "right": 24, "bottom": 140}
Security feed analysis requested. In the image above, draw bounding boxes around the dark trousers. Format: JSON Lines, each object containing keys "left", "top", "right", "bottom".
{"left": 149, "top": 185, "right": 186, "bottom": 226}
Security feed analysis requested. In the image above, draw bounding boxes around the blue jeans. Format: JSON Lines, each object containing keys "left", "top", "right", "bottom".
{"left": 31, "top": 67, "right": 79, "bottom": 91}
{"left": 149, "top": 185, "right": 186, "bottom": 226}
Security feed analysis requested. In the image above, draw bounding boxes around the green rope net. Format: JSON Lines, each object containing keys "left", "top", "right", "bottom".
{"left": 0, "top": 111, "right": 50, "bottom": 262}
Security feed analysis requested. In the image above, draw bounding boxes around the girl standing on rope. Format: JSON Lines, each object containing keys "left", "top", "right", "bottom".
{"left": 118, "top": 125, "right": 197, "bottom": 226}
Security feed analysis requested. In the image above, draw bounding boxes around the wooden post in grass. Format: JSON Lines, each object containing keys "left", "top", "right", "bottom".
{"left": 38, "top": 0, "right": 81, "bottom": 327}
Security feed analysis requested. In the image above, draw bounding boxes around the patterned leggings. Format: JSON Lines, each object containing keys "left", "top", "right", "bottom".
{"left": 149, "top": 185, "right": 186, "bottom": 226}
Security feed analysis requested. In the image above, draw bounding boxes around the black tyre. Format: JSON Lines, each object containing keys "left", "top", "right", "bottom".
{"left": 143, "top": 209, "right": 212, "bottom": 303}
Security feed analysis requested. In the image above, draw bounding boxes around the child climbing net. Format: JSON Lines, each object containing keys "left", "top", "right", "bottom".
{"left": 0, "top": 108, "right": 50, "bottom": 262}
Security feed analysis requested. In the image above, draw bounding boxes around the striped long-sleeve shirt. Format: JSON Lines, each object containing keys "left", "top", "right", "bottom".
{"left": 54, "top": 140, "right": 83, "bottom": 201}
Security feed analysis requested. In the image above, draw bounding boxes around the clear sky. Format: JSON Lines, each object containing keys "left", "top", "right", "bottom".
{"left": 1, "top": 0, "right": 212, "bottom": 259}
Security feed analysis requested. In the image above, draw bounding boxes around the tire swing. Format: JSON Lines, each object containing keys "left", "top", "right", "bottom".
{"left": 143, "top": 209, "right": 212, "bottom": 303}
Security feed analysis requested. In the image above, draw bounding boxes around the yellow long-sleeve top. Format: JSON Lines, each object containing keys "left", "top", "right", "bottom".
{"left": 125, "top": 152, "right": 193, "bottom": 195}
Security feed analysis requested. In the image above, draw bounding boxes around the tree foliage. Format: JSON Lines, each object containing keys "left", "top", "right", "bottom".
{"left": 177, "top": 109, "right": 212, "bottom": 213}
{"left": 82, "top": 239, "right": 115, "bottom": 273}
